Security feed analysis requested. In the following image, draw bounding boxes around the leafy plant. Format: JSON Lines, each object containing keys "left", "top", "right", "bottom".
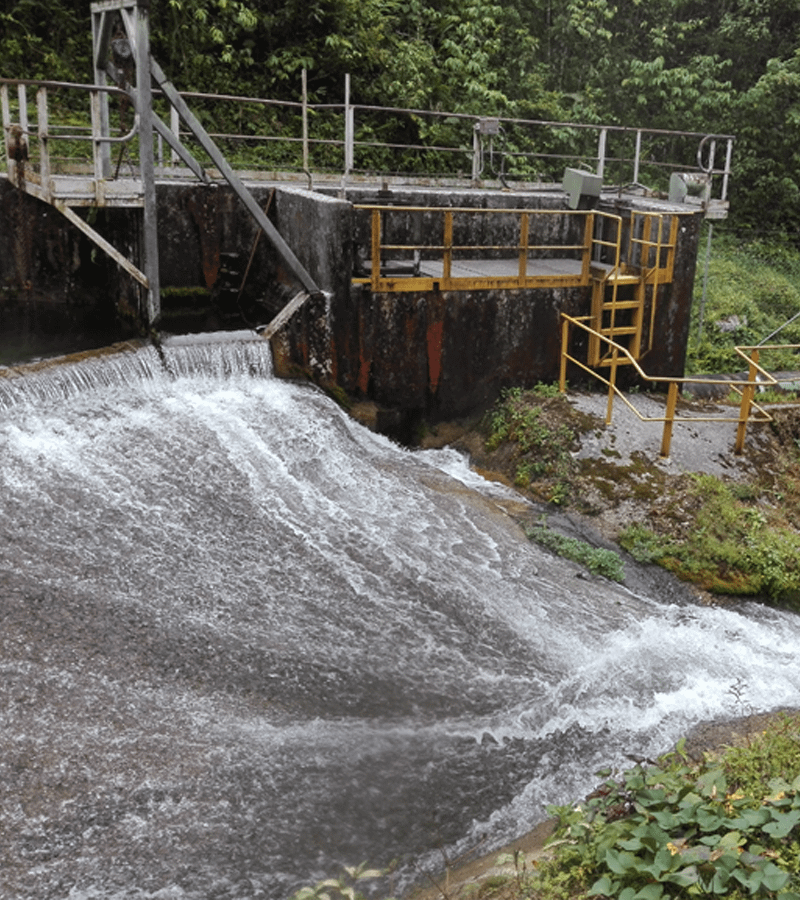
{"left": 542, "top": 722, "right": 800, "bottom": 900}
{"left": 290, "top": 862, "right": 391, "bottom": 900}
{"left": 618, "top": 474, "right": 800, "bottom": 603}
{"left": 526, "top": 520, "right": 625, "bottom": 582}
{"left": 483, "top": 384, "right": 583, "bottom": 504}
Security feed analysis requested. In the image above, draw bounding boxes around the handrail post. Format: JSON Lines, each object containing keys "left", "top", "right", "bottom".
{"left": 302, "top": 68, "right": 310, "bottom": 184}
{"left": 721, "top": 138, "right": 733, "bottom": 202}
{"left": 582, "top": 213, "right": 593, "bottom": 283}
{"left": 342, "top": 73, "right": 353, "bottom": 194}
{"left": 606, "top": 347, "right": 618, "bottom": 423}
{"left": 443, "top": 210, "right": 453, "bottom": 282}
{"left": 1, "top": 84, "right": 12, "bottom": 175}
{"left": 17, "top": 83, "right": 29, "bottom": 137}
{"left": 89, "top": 89, "right": 106, "bottom": 204}
{"left": 36, "top": 87, "right": 50, "bottom": 201}
{"left": 597, "top": 127, "right": 607, "bottom": 179}
{"left": 633, "top": 129, "right": 641, "bottom": 185}
{"left": 660, "top": 380, "right": 679, "bottom": 457}
{"left": 735, "top": 350, "right": 759, "bottom": 454}
{"left": 135, "top": 0, "right": 160, "bottom": 325}
{"left": 559, "top": 316, "right": 570, "bottom": 392}
{"left": 170, "top": 106, "right": 179, "bottom": 165}
{"left": 518, "top": 212, "right": 529, "bottom": 281}
{"left": 370, "top": 207, "right": 381, "bottom": 291}
{"left": 471, "top": 123, "right": 480, "bottom": 183}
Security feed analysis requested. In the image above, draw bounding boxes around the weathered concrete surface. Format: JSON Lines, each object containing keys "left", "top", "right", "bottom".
{"left": 0, "top": 179, "right": 142, "bottom": 364}
{"left": 1, "top": 174, "right": 703, "bottom": 434}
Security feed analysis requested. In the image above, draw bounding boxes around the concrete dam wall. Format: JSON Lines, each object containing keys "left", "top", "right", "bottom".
{"left": 0, "top": 177, "right": 703, "bottom": 432}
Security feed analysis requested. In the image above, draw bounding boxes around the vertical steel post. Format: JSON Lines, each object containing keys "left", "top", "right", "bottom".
{"left": 660, "top": 381, "right": 679, "bottom": 457}
{"left": 91, "top": 7, "right": 113, "bottom": 178}
{"left": 721, "top": 138, "right": 733, "bottom": 202}
{"left": 135, "top": 0, "right": 160, "bottom": 325}
{"left": 443, "top": 211, "right": 453, "bottom": 283}
{"left": 342, "top": 73, "right": 353, "bottom": 194}
{"left": 36, "top": 87, "right": 50, "bottom": 201}
{"left": 597, "top": 127, "right": 607, "bottom": 179}
{"left": 606, "top": 349, "right": 618, "bottom": 424}
{"left": 170, "top": 106, "right": 179, "bottom": 165}
{"left": 735, "top": 350, "right": 759, "bottom": 454}
{"left": 302, "top": 68, "right": 310, "bottom": 185}
{"left": 518, "top": 212, "right": 529, "bottom": 281}
{"left": 370, "top": 208, "right": 381, "bottom": 291}
{"left": 17, "top": 83, "right": 29, "bottom": 139}
{"left": 633, "top": 130, "right": 642, "bottom": 185}
{"left": 559, "top": 316, "right": 570, "bottom": 393}
{"left": 472, "top": 125, "right": 481, "bottom": 183}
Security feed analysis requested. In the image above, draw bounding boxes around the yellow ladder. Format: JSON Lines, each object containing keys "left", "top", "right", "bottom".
{"left": 587, "top": 212, "right": 678, "bottom": 367}
{"left": 587, "top": 264, "right": 645, "bottom": 366}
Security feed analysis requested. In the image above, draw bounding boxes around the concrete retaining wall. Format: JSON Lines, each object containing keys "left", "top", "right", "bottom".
{"left": 0, "top": 175, "right": 703, "bottom": 436}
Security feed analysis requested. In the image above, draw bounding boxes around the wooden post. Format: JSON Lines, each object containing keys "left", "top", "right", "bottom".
{"left": 660, "top": 380, "right": 679, "bottom": 458}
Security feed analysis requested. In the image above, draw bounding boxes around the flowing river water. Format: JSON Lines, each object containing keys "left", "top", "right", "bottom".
{"left": 1, "top": 332, "right": 800, "bottom": 899}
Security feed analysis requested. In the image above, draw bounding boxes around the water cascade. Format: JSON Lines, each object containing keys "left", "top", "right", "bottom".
{"left": 2, "top": 332, "right": 800, "bottom": 899}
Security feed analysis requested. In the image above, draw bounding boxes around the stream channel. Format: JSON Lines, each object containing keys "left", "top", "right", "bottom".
{"left": 1, "top": 331, "right": 800, "bottom": 899}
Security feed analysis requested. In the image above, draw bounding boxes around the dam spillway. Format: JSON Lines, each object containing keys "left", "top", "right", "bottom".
{"left": 1, "top": 334, "right": 800, "bottom": 898}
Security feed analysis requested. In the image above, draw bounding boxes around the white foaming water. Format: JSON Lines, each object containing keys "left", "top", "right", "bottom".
{"left": 1, "top": 334, "right": 799, "bottom": 899}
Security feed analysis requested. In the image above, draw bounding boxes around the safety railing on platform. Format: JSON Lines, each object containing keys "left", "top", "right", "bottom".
{"left": 1, "top": 78, "right": 142, "bottom": 205}
{"left": 2, "top": 74, "right": 734, "bottom": 208}
{"left": 352, "top": 207, "right": 635, "bottom": 293}
{"left": 560, "top": 313, "right": 800, "bottom": 456}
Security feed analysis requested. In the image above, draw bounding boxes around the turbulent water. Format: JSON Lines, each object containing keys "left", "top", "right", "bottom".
{"left": 1, "top": 332, "right": 800, "bottom": 900}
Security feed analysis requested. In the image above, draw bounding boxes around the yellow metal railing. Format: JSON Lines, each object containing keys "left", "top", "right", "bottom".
{"left": 353, "top": 206, "right": 630, "bottom": 294}
{"left": 560, "top": 313, "right": 799, "bottom": 457}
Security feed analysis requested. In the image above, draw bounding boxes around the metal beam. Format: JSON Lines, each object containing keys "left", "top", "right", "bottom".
{"left": 149, "top": 58, "right": 321, "bottom": 297}
{"left": 54, "top": 201, "right": 149, "bottom": 287}
{"left": 134, "top": 0, "right": 160, "bottom": 324}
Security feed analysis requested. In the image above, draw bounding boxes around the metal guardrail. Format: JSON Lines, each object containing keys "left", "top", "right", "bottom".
{"left": 351, "top": 207, "right": 675, "bottom": 294}
{"left": 560, "top": 314, "right": 799, "bottom": 457}
{"left": 2, "top": 74, "right": 734, "bottom": 203}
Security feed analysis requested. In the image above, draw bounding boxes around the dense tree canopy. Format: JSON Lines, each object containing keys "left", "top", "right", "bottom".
{"left": 2, "top": 0, "right": 800, "bottom": 235}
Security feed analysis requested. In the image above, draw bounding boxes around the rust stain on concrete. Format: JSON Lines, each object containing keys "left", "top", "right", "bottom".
{"left": 426, "top": 319, "right": 444, "bottom": 393}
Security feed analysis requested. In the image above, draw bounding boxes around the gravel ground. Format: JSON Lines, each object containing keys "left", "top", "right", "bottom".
{"left": 568, "top": 389, "right": 773, "bottom": 479}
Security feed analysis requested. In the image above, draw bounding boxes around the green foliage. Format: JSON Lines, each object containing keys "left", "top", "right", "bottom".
{"left": 484, "top": 385, "right": 579, "bottom": 504}
{"left": 526, "top": 519, "right": 625, "bottom": 582}
{"left": 689, "top": 230, "right": 800, "bottom": 374}
{"left": 619, "top": 474, "right": 800, "bottom": 602}
{"left": 289, "top": 861, "right": 391, "bottom": 900}
{"left": 540, "top": 722, "right": 800, "bottom": 900}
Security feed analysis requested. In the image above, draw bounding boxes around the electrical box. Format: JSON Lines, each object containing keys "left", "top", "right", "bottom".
{"left": 669, "top": 172, "right": 709, "bottom": 204}
{"left": 562, "top": 168, "right": 602, "bottom": 210}
{"left": 476, "top": 118, "right": 501, "bottom": 136}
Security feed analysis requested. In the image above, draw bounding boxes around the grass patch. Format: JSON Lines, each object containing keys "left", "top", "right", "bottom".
{"left": 483, "top": 384, "right": 596, "bottom": 505}
{"left": 525, "top": 520, "right": 625, "bottom": 583}
{"left": 618, "top": 473, "right": 800, "bottom": 604}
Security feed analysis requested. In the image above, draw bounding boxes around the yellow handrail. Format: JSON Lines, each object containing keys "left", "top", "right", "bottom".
{"left": 560, "top": 313, "right": 798, "bottom": 457}
{"left": 354, "top": 205, "right": 619, "bottom": 294}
